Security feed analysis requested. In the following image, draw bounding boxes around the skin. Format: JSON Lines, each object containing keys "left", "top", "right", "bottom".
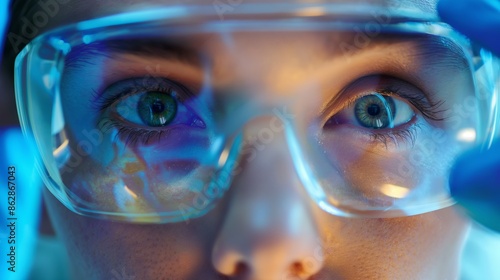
{"left": 8, "top": 0, "right": 475, "bottom": 279}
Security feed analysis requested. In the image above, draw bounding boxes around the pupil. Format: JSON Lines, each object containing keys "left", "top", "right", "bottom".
{"left": 367, "top": 104, "right": 381, "bottom": 116}
{"left": 151, "top": 100, "right": 165, "bottom": 114}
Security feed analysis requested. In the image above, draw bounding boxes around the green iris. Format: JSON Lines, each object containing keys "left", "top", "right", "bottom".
{"left": 137, "top": 92, "right": 177, "bottom": 127}
{"left": 354, "top": 94, "right": 396, "bottom": 129}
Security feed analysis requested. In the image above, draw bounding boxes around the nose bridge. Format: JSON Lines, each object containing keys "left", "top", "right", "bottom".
{"left": 238, "top": 115, "right": 309, "bottom": 228}
{"left": 212, "top": 116, "right": 324, "bottom": 278}
{"left": 234, "top": 115, "right": 309, "bottom": 204}
{"left": 240, "top": 115, "right": 292, "bottom": 174}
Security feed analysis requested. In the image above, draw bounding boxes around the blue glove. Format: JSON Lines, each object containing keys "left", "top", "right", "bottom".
{"left": 438, "top": 0, "right": 500, "bottom": 232}
{"left": 449, "top": 143, "right": 500, "bottom": 232}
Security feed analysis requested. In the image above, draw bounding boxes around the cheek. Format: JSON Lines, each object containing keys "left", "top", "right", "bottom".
{"left": 314, "top": 206, "right": 469, "bottom": 279}
{"left": 43, "top": 189, "right": 223, "bottom": 279}
{"left": 319, "top": 121, "right": 458, "bottom": 206}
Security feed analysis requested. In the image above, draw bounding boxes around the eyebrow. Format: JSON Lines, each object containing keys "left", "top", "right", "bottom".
{"left": 64, "top": 39, "right": 202, "bottom": 69}
{"left": 406, "top": 34, "right": 469, "bottom": 70}
{"left": 317, "top": 34, "right": 471, "bottom": 115}
{"left": 331, "top": 33, "right": 469, "bottom": 70}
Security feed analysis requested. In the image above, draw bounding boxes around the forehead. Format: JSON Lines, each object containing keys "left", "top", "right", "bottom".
{"left": 16, "top": 0, "right": 438, "bottom": 32}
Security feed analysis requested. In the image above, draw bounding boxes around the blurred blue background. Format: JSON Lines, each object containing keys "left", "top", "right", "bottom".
{"left": 0, "top": 128, "right": 41, "bottom": 280}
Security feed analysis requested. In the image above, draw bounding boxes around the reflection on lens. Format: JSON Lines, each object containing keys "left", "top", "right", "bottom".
{"left": 380, "top": 184, "right": 410, "bottom": 199}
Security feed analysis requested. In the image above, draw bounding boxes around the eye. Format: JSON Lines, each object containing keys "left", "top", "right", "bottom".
{"left": 137, "top": 91, "right": 177, "bottom": 127}
{"left": 94, "top": 78, "right": 207, "bottom": 147}
{"left": 326, "top": 92, "right": 415, "bottom": 130}
{"left": 322, "top": 74, "right": 438, "bottom": 132}
{"left": 107, "top": 79, "right": 205, "bottom": 130}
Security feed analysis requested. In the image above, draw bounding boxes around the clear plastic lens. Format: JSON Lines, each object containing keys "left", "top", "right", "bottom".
{"left": 15, "top": 8, "right": 500, "bottom": 222}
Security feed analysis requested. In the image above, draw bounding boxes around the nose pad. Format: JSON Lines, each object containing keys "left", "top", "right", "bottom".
{"left": 212, "top": 117, "right": 324, "bottom": 279}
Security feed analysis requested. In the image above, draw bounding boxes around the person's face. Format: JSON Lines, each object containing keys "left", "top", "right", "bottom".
{"left": 18, "top": 0, "right": 473, "bottom": 279}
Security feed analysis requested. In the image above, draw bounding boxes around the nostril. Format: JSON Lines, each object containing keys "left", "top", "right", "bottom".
{"left": 234, "top": 261, "right": 249, "bottom": 276}
{"left": 287, "top": 260, "right": 323, "bottom": 280}
{"left": 291, "top": 261, "right": 303, "bottom": 274}
{"left": 282, "top": 262, "right": 307, "bottom": 280}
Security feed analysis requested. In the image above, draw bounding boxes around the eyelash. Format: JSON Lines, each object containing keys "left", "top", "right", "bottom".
{"left": 369, "top": 123, "right": 421, "bottom": 147}
{"left": 91, "top": 81, "right": 176, "bottom": 113}
{"left": 342, "top": 86, "right": 446, "bottom": 146}
{"left": 98, "top": 118, "right": 172, "bottom": 146}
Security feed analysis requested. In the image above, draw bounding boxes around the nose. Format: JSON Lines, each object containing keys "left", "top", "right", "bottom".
{"left": 211, "top": 117, "right": 324, "bottom": 279}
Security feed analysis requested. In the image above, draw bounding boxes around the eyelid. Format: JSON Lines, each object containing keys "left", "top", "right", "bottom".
{"left": 65, "top": 40, "right": 203, "bottom": 70}
{"left": 96, "top": 77, "right": 206, "bottom": 146}
{"left": 92, "top": 77, "right": 195, "bottom": 113}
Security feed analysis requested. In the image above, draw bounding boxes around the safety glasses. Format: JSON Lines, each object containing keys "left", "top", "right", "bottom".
{"left": 15, "top": 3, "right": 500, "bottom": 223}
